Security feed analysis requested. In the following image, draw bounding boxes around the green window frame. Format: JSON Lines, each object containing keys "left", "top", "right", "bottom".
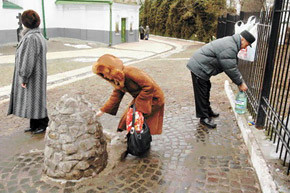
{"left": 2, "top": 0, "right": 23, "bottom": 9}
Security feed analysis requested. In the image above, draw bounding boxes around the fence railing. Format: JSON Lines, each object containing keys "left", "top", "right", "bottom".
{"left": 217, "top": 0, "right": 290, "bottom": 175}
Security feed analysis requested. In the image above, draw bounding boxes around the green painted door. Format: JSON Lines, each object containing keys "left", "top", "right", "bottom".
{"left": 121, "top": 18, "right": 126, "bottom": 43}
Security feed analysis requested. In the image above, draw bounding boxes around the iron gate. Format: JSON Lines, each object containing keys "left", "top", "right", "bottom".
{"left": 217, "top": 0, "right": 290, "bottom": 175}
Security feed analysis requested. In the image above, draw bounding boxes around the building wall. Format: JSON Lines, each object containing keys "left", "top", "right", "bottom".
{"left": 0, "top": 0, "right": 139, "bottom": 45}
{"left": 112, "top": 3, "right": 139, "bottom": 45}
{"left": 0, "top": 0, "right": 37, "bottom": 44}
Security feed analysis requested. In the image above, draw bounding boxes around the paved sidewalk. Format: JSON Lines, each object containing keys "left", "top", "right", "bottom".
{"left": 0, "top": 36, "right": 263, "bottom": 193}
{"left": 0, "top": 38, "right": 174, "bottom": 64}
{"left": 0, "top": 37, "right": 176, "bottom": 104}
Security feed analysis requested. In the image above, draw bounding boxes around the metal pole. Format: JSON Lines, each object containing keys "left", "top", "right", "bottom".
{"left": 109, "top": 2, "right": 112, "bottom": 46}
{"left": 41, "top": 0, "right": 47, "bottom": 39}
{"left": 255, "top": 0, "right": 283, "bottom": 128}
{"left": 16, "top": 13, "right": 23, "bottom": 42}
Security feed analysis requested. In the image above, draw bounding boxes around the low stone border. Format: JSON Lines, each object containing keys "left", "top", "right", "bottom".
{"left": 224, "top": 80, "right": 278, "bottom": 193}
{"left": 151, "top": 34, "right": 206, "bottom": 45}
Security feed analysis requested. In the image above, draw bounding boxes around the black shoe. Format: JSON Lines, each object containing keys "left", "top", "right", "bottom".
{"left": 120, "top": 151, "right": 128, "bottom": 162}
{"left": 24, "top": 128, "right": 36, "bottom": 132}
{"left": 209, "top": 111, "right": 220, "bottom": 118}
{"left": 32, "top": 128, "right": 46, "bottom": 134}
{"left": 200, "top": 118, "right": 217, "bottom": 128}
{"left": 117, "top": 128, "right": 123, "bottom": 132}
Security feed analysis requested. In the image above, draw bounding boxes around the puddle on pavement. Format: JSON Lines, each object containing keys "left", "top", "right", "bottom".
{"left": 0, "top": 130, "right": 45, "bottom": 160}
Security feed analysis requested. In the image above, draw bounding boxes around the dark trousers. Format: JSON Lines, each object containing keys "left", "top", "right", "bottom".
{"left": 144, "top": 34, "right": 149, "bottom": 40}
{"left": 30, "top": 117, "right": 49, "bottom": 129}
{"left": 191, "top": 72, "right": 214, "bottom": 118}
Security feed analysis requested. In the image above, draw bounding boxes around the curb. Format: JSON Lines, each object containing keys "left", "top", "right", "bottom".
{"left": 224, "top": 80, "right": 278, "bottom": 193}
{"left": 150, "top": 34, "right": 206, "bottom": 45}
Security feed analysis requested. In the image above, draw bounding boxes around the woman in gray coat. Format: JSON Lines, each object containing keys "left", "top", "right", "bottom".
{"left": 8, "top": 10, "right": 48, "bottom": 134}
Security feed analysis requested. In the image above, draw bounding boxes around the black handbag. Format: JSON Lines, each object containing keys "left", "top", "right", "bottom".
{"left": 126, "top": 104, "right": 152, "bottom": 156}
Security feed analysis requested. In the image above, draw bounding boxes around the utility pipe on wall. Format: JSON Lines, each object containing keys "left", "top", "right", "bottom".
{"left": 41, "top": 0, "right": 47, "bottom": 39}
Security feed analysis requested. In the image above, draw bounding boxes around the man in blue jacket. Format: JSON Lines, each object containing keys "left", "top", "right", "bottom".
{"left": 187, "top": 30, "right": 255, "bottom": 128}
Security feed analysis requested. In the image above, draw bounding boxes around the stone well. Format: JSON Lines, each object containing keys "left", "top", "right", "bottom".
{"left": 43, "top": 94, "right": 108, "bottom": 180}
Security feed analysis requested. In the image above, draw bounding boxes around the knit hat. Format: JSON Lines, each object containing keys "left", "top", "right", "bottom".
{"left": 240, "top": 30, "right": 256, "bottom": 47}
{"left": 21, "top": 10, "right": 40, "bottom": 29}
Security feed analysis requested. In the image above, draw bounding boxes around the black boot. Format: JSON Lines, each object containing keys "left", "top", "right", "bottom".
{"left": 32, "top": 128, "right": 46, "bottom": 134}
{"left": 200, "top": 118, "right": 217, "bottom": 128}
{"left": 24, "top": 128, "right": 36, "bottom": 132}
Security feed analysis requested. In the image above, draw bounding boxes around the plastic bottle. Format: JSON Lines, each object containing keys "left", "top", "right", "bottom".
{"left": 235, "top": 91, "right": 247, "bottom": 114}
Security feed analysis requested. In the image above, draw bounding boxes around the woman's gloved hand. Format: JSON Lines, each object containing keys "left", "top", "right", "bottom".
{"left": 96, "top": 110, "right": 104, "bottom": 117}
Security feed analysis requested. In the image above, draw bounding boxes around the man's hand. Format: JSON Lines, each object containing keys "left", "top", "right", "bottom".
{"left": 96, "top": 110, "right": 104, "bottom": 117}
{"left": 21, "top": 83, "right": 27, "bottom": 88}
{"left": 238, "top": 82, "right": 248, "bottom": 91}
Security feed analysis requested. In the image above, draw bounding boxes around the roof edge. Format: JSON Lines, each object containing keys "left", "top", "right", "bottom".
{"left": 55, "top": 0, "right": 113, "bottom": 5}
{"left": 3, "top": 1, "right": 23, "bottom": 9}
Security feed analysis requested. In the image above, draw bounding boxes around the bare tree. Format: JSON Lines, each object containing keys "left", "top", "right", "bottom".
{"left": 239, "top": 0, "right": 266, "bottom": 12}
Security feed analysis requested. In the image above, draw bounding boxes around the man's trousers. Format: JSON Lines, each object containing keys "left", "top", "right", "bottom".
{"left": 191, "top": 72, "right": 214, "bottom": 118}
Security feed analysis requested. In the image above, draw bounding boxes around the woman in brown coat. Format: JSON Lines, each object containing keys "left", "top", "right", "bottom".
{"left": 92, "top": 54, "right": 164, "bottom": 135}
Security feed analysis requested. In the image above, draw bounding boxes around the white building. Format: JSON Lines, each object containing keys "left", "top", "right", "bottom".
{"left": 0, "top": 0, "right": 140, "bottom": 45}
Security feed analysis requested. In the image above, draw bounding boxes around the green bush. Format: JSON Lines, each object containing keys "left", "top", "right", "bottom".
{"left": 139, "top": 0, "right": 227, "bottom": 43}
{"left": 155, "top": 0, "right": 173, "bottom": 35}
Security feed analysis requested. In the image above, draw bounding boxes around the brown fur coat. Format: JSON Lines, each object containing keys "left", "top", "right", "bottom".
{"left": 92, "top": 54, "right": 165, "bottom": 135}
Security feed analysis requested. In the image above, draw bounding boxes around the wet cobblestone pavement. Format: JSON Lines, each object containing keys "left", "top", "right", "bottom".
{"left": 0, "top": 37, "right": 261, "bottom": 192}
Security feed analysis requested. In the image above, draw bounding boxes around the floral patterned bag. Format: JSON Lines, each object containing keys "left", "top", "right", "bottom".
{"left": 126, "top": 105, "right": 144, "bottom": 133}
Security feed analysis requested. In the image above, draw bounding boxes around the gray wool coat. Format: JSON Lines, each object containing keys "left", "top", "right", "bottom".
{"left": 187, "top": 34, "right": 243, "bottom": 86}
{"left": 8, "top": 28, "right": 48, "bottom": 119}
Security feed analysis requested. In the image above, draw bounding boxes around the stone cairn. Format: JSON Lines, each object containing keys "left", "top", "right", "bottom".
{"left": 43, "top": 94, "right": 108, "bottom": 180}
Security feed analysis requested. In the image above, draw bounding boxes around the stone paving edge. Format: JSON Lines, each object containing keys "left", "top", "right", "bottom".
{"left": 151, "top": 34, "right": 206, "bottom": 45}
{"left": 224, "top": 80, "right": 278, "bottom": 193}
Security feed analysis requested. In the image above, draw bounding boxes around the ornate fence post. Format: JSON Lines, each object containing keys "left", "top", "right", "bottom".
{"left": 255, "top": 0, "right": 283, "bottom": 128}
{"left": 16, "top": 13, "right": 22, "bottom": 42}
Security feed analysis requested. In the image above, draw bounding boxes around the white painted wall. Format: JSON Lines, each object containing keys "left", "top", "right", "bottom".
{"left": 51, "top": 3, "right": 110, "bottom": 30}
{"left": 113, "top": 3, "right": 139, "bottom": 32}
{"left": 0, "top": 0, "right": 42, "bottom": 30}
{"left": 0, "top": 0, "right": 139, "bottom": 32}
